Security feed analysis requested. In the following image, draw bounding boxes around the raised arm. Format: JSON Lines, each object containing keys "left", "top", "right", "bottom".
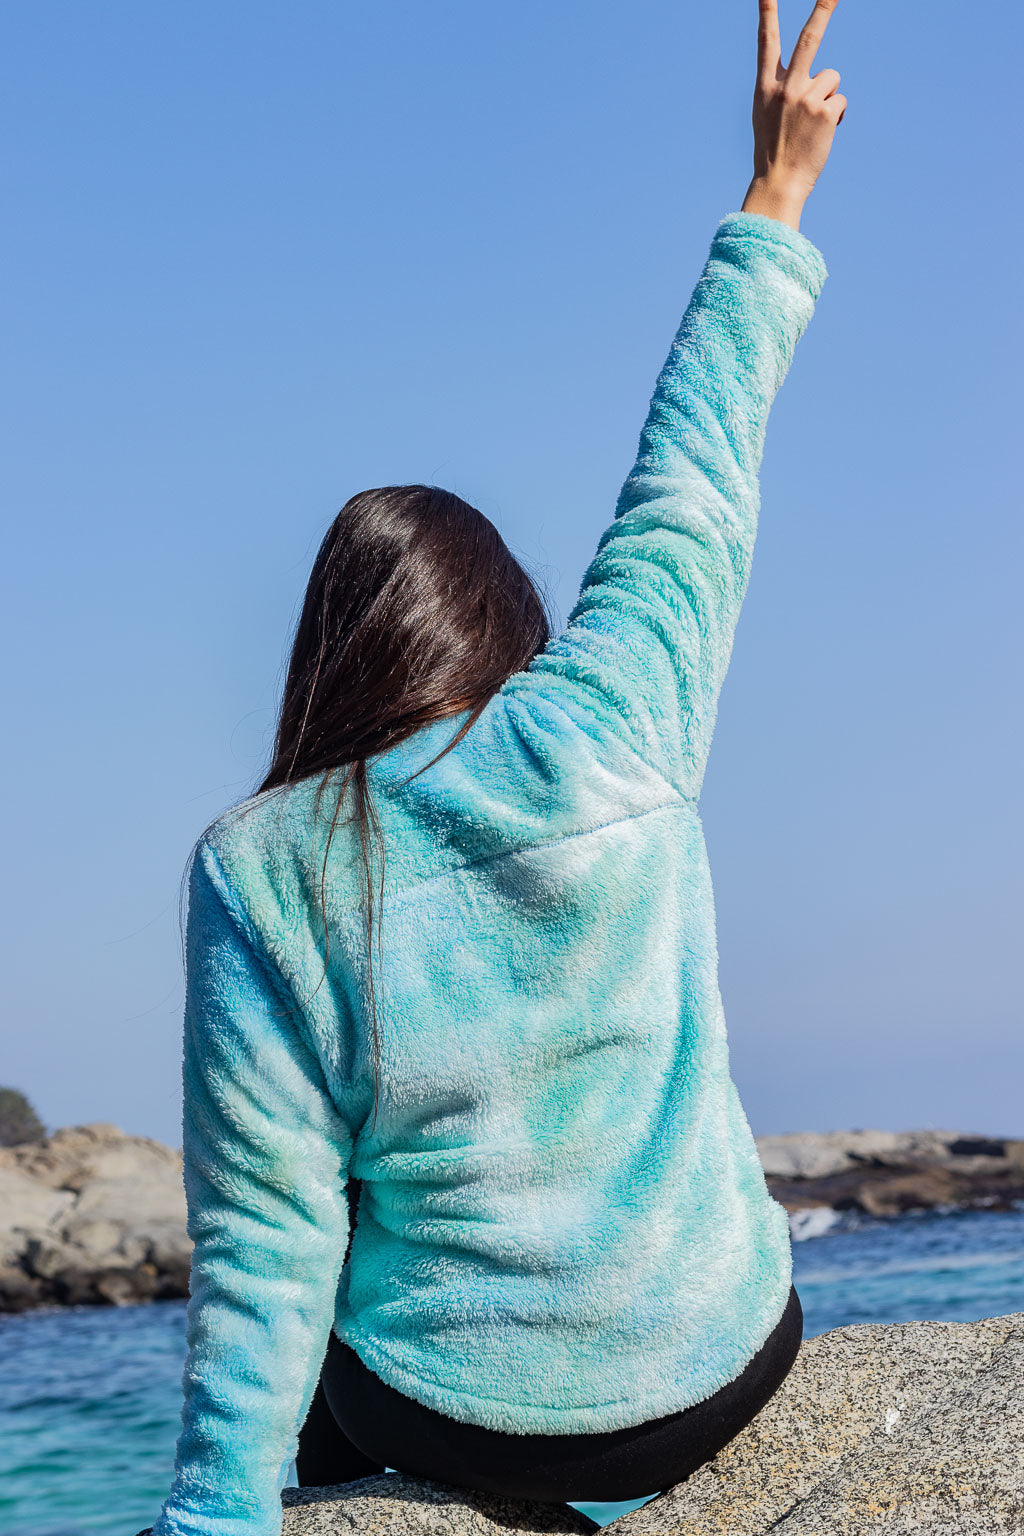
{"left": 522, "top": 0, "right": 846, "bottom": 799}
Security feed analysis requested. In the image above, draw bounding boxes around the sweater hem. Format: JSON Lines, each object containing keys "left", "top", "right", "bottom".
{"left": 337, "top": 1277, "right": 793, "bottom": 1436}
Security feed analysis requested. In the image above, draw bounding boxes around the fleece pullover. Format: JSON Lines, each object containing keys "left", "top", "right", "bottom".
{"left": 152, "top": 210, "right": 828, "bottom": 1536}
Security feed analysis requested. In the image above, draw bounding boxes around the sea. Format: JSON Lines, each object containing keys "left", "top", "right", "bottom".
{"left": 3, "top": 1205, "right": 1023, "bottom": 1536}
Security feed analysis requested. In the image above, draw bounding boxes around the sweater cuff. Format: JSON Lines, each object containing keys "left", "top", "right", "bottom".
{"left": 712, "top": 211, "right": 828, "bottom": 301}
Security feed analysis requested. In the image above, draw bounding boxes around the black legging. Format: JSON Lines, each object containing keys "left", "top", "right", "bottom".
{"left": 296, "top": 1284, "right": 802, "bottom": 1503}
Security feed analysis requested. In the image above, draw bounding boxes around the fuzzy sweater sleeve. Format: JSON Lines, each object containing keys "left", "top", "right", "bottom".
{"left": 151, "top": 841, "right": 353, "bottom": 1536}
{"left": 525, "top": 211, "right": 828, "bottom": 798}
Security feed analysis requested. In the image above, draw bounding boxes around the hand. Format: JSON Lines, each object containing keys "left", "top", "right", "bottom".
{"left": 741, "top": 0, "right": 847, "bottom": 230}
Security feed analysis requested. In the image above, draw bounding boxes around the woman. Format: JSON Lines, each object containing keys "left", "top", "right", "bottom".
{"left": 149, "top": 3, "right": 846, "bottom": 1531}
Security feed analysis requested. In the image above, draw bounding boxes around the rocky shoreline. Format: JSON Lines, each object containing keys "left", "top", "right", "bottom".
{"left": 759, "top": 1127, "right": 1024, "bottom": 1222}
{"left": 0, "top": 1123, "right": 190, "bottom": 1313}
{"left": 2, "top": 1123, "right": 1022, "bottom": 1314}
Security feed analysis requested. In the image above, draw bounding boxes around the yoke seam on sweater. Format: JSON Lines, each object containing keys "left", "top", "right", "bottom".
{"left": 373, "top": 797, "right": 692, "bottom": 905}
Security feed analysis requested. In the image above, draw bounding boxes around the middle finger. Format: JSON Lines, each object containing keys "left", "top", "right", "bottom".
{"left": 788, "top": 0, "right": 839, "bottom": 79}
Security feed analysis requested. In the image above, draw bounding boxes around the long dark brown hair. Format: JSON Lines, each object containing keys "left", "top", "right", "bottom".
{"left": 259, "top": 484, "right": 550, "bottom": 1122}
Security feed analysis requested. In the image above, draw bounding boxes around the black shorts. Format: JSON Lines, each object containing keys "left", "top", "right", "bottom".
{"left": 297, "top": 1284, "right": 803, "bottom": 1503}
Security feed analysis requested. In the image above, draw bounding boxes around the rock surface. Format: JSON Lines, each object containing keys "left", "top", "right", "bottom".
{"left": 0, "top": 1123, "right": 189, "bottom": 1311}
{"left": 281, "top": 1478, "right": 599, "bottom": 1534}
{"left": 2, "top": 1123, "right": 1022, "bottom": 1313}
{"left": 610, "top": 1310, "right": 1024, "bottom": 1534}
{"left": 278, "top": 1313, "right": 1024, "bottom": 1536}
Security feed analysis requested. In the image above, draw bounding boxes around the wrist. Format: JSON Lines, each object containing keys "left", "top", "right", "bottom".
{"left": 740, "top": 176, "right": 809, "bottom": 232}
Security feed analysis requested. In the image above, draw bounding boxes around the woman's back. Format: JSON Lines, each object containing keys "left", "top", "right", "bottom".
{"left": 159, "top": 207, "right": 829, "bottom": 1536}
{"left": 201, "top": 667, "right": 789, "bottom": 1431}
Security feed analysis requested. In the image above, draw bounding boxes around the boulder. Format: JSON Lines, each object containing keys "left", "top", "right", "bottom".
{"left": 0, "top": 1122, "right": 190, "bottom": 1311}
{"left": 607, "top": 1310, "right": 1024, "bottom": 1534}
{"left": 273, "top": 1314, "right": 1023, "bottom": 1535}
{"left": 0, "top": 1166, "right": 74, "bottom": 1263}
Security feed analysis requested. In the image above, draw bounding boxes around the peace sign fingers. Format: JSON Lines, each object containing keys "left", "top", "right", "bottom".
{"left": 787, "top": 0, "right": 840, "bottom": 81}
{"left": 742, "top": 0, "right": 848, "bottom": 229}
{"left": 757, "top": 0, "right": 783, "bottom": 84}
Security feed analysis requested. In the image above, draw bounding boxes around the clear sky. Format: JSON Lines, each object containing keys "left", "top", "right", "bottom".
{"left": 3, "top": 1, "right": 1021, "bottom": 1147}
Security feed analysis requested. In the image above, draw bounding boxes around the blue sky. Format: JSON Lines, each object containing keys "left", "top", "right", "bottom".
{"left": 3, "top": 1, "right": 1021, "bottom": 1145}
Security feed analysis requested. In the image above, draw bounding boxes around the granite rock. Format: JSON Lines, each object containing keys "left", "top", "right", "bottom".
{"left": 281, "top": 1477, "right": 599, "bottom": 1534}
{"left": 252, "top": 1315, "right": 1024, "bottom": 1535}
{"left": 607, "top": 1310, "right": 1024, "bottom": 1535}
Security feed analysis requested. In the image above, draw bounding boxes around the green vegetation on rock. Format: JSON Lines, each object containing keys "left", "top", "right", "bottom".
{"left": 0, "top": 1087, "right": 46, "bottom": 1148}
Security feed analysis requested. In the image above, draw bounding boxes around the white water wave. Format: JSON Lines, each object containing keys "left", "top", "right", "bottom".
{"left": 789, "top": 1207, "right": 842, "bottom": 1242}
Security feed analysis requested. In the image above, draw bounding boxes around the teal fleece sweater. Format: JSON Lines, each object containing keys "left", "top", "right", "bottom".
{"left": 152, "top": 211, "right": 827, "bottom": 1536}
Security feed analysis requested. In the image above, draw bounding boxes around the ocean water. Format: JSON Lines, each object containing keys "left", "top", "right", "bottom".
{"left": 3, "top": 1206, "right": 1022, "bottom": 1536}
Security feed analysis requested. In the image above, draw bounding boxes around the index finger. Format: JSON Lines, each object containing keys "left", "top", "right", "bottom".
{"left": 788, "top": 0, "right": 839, "bottom": 79}
{"left": 757, "top": 0, "right": 782, "bottom": 82}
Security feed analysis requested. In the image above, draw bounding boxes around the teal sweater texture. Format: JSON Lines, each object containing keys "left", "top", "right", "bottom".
{"left": 153, "top": 211, "right": 827, "bottom": 1536}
